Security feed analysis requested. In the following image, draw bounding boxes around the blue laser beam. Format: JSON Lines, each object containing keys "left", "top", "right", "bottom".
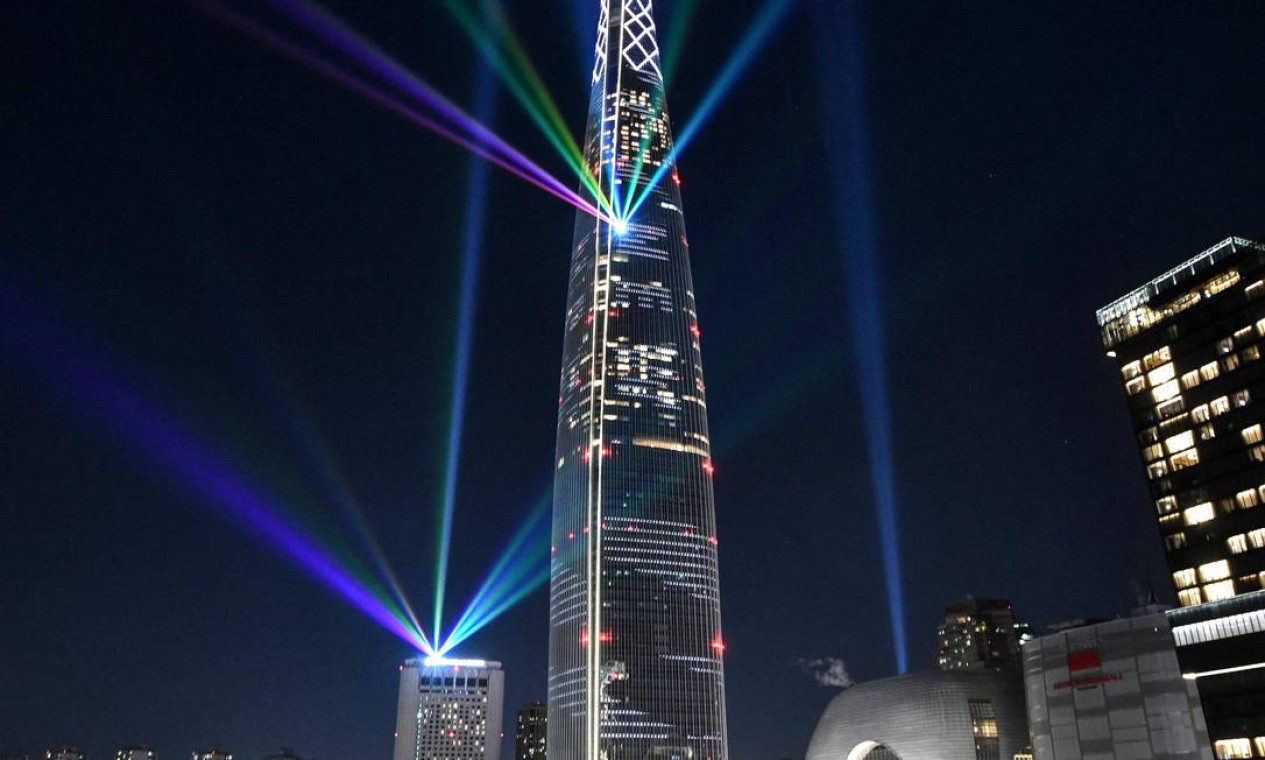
{"left": 624, "top": 0, "right": 795, "bottom": 220}
{"left": 433, "top": 56, "right": 499, "bottom": 639}
{"left": 440, "top": 487, "right": 551, "bottom": 653}
{"left": 810, "top": 0, "right": 907, "bottom": 674}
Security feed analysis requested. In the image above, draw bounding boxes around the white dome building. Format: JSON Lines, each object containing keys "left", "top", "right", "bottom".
{"left": 805, "top": 671, "right": 1029, "bottom": 760}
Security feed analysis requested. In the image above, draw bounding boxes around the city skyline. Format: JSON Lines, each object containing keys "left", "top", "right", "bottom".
{"left": 4, "top": 1, "right": 1265, "bottom": 759}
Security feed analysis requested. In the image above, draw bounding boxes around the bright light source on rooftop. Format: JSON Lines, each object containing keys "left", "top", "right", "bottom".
{"left": 612, "top": 218, "right": 629, "bottom": 235}
{"left": 423, "top": 655, "right": 489, "bottom": 668}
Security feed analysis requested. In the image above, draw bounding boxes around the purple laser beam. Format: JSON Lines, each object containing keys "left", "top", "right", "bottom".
{"left": 2, "top": 287, "right": 433, "bottom": 655}
{"left": 194, "top": 0, "right": 608, "bottom": 220}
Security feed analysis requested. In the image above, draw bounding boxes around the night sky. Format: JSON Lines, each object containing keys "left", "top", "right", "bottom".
{"left": 4, "top": 1, "right": 1265, "bottom": 759}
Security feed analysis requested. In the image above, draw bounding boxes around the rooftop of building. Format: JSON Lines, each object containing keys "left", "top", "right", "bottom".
{"left": 1096, "top": 236, "right": 1265, "bottom": 327}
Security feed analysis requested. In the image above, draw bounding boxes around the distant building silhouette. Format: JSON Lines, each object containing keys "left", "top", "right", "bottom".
{"left": 46, "top": 748, "right": 85, "bottom": 760}
{"left": 115, "top": 747, "right": 154, "bottom": 760}
{"left": 936, "top": 597, "right": 1031, "bottom": 672}
{"left": 262, "top": 750, "right": 301, "bottom": 760}
{"left": 190, "top": 748, "right": 230, "bottom": 760}
{"left": 516, "top": 701, "right": 547, "bottom": 760}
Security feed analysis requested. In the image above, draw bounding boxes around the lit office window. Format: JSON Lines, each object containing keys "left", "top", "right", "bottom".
{"left": 1234, "top": 388, "right": 1252, "bottom": 407}
{"left": 1147, "top": 461, "right": 1169, "bottom": 480}
{"left": 1173, "top": 568, "right": 1197, "bottom": 589}
{"left": 1243, "top": 424, "right": 1263, "bottom": 445}
{"left": 1143, "top": 347, "right": 1172, "bottom": 369}
{"left": 1236, "top": 490, "right": 1260, "bottom": 510}
{"left": 1142, "top": 444, "right": 1164, "bottom": 462}
{"left": 1211, "top": 396, "right": 1232, "bottom": 416}
{"left": 1170, "top": 449, "right": 1199, "bottom": 471}
{"left": 1184, "top": 502, "right": 1215, "bottom": 525}
{"left": 1199, "top": 560, "right": 1231, "bottom": 583}
{"left": 1121, "top": 360, "right": 1142, "bottom": 379}
{"left": 1178, "top": 588, "right": 1203, "bottom": 607}
{"left": 1156, "top": 496, "right": 1178, "bottom": 515}
{"left": 1216, "top": 739, "right": 1252, "bottom": 759}
{"left": 1147, "top": 362, "right": 1176, "bottom": 385}
{"left": 1152, "top": 379, "right": 1181, "bottom": 403}
{"left": 1249, "top": 529, "right": 1265, "bottom": 550}
{"left": 1164, "top": 431, "right": 1195, "bottom": 454}
{"left": 1205, "top": 580, "right": 1236, "bottom": 602}
{"left": 1228, "top": 535, "right": 1249, "bottom": 554}
{"left": 1180, "top": 369, "right": 1201, "bottom": 390}
{"left": 1199, "top": 361, "right": 1221, "bottom": 381}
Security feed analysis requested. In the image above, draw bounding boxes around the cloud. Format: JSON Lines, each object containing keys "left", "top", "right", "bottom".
{"left": 796, "top": 657, "right": 854, "bottom": 688}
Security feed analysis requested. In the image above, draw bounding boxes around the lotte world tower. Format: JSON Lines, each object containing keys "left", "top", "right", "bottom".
{"left": 548, "top": 2, "right": 729, "bottom": 760}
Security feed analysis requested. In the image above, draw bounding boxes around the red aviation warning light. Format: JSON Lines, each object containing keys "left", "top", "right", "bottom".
{"left": 711, "top": 636, "right": 726, "bottom": 654}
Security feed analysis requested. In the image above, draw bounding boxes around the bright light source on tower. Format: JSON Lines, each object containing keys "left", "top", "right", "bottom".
{"left": 612, "top": 218, "right": 629, "bottom": 235}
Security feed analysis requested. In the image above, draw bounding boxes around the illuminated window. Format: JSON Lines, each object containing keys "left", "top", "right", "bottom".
{"left": 1211, "top": 396, "right": 1231, "bottom": 416}
{"left": 1180, "top": 370, "right": 1201, "bottom": 390}
{"left": 1192, "top": 404, "right": 1211, "bottom": 423}
{"left": 1125, "top": 377, "right": 1147, "bottom": 395}
{"left": 1199, "top": 361, "right": 1221, "bottom": 381}
{"left": 1225, "top": 353, "right": 1241, "bottom": 371}
{"left": 1199, "top": 560, "right": 1231, "bottom": 583}
{"left": 1165, "top": 533, "right": 1187, "bottom": 551}
{"left": 1243, "top": 425, "right": 1263, "bottom": 445}
{"left": 1152, "top": 379, "right": 1181, "bottom": 403}
{"left": 1251, "top": 445, "right": 1265, "bottom": 463}
{"left": 1143, "top": 346, "right": 1172, "bottom": 370}
{"left": 1147, "top": 362, "right": 1175, "bottom": 385}
{"left": 1184, "top": 502, "right": 1214, "bottom": 525}
{"left": 1228, "top": 534, "right": 1248, "bottom": 554}
{"left": 1244, "top": 345, "right": 1261, "bottom": 362}
{"left": 1142, "top": 444, "right": 1164, "bottom": 462}
{"left": 1138, "top": 426, "right": 1159, "bottom": 444}
{"left": 1217, "top": 337, "right": 1236, "bottom": 355}
{"left": 1157, "top": 397, "right": 1186, "bottom": 419}
{"left": 1204, "top": 580, "right": 1236, "bottom": 602}
{"left": 1237, "top": 490, "right": 1260, "bottom": 510}
{"left": 1155, "top": 495, "right": 1178, "bottom": 514}
{"left": 1236, "top": 326, "right": 1254, "bottom": 342}
{"left": 1258, "top": 317, "right": 1265, "bottom": 336}
{"left": 1234, "top": 388, "right": 1252, "bottom": 408}
{"left": 1198, "top": 423, "right": 1216, "bottom": 441}
{"left": 1207, "top": 269, "right": 1241, "bottom": 296}
{"left": 1255, "top": 737, "right": 1265, "bottom": 757}
{"left": 1147, "top": 461, "right": 1169, "bottom": 480}
{"left": 1173, "top": 568, "right": 1197, "bottom": 589}
{"left": 1178, "top": 588, "right": 1202, "bottom": 606}
{"left": 1170, "top": 449, "right": 1199, "bottom": 470}
{"left": 1249, "top": 529, "right": 1265, "bottom": 550}
{"left": 1249, "top": 281, "right": 1265, "bottom": 300}
{"left": 1121, "top": 360, "right": 1142, "bottom": 379}
{"left": 1164, "top": 431, "right": 1195, "bottom": 454}
{"left": 1217, "top": 739, "right": 1253, "bottom": 759}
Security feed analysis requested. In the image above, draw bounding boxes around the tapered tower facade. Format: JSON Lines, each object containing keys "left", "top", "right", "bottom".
{"left": 548, "top": 4, "right": 728, "bottom": 760}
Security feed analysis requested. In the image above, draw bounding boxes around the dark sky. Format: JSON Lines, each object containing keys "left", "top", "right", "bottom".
{"left": 4, "top": 1, "right": 1264, "bottom": 759}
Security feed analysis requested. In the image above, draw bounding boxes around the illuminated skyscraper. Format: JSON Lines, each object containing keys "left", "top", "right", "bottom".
{"left": 1097, "top": 236, "right": 1265, "bottom": 755}
{"left": 548, "top": 2, "right": 728, "bottom": 760}
{"left": 516, "top": 701, "right": 548, "bottom": 760}
{"left": 936, "top": 597, "right": 1031, "bottom": 672}
{"left": 393, "top": 657, "right": 505, "bottom": 760}
{"left": 115, "top": 747, "right": 155, "bottom": 760}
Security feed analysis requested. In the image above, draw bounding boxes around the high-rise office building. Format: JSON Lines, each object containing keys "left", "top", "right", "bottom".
{"left": 45, "top": 749, "right": 84, "bottom": 760}
{"left": 393, "top": 657, "right": 505, "bottom": 760}
{"left": 1098, "top": 235, "right": 1265, "bottom": 755}
{"left": 116, "top": 748, "right": 154, "bottom": 760}
{"left": 190, "top": 749, "right": 229, "bottom": 760}
{"left": 547, "top": 3, "right": 728, "bottom": 760}
{"left": 937, "top": 597, "right": 1032, "bottom": 672}
{"left": 516, "top": 701, "right": 547, "bottom": 760}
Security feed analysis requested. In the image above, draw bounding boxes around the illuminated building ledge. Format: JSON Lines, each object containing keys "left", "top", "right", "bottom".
{"left": 1095, "top": 236, "right": 1265, "bottom": 326}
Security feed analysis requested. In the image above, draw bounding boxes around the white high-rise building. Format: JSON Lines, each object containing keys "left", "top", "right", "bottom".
{"left": 394, "top": 657, "right": 505, "bottom": 760}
